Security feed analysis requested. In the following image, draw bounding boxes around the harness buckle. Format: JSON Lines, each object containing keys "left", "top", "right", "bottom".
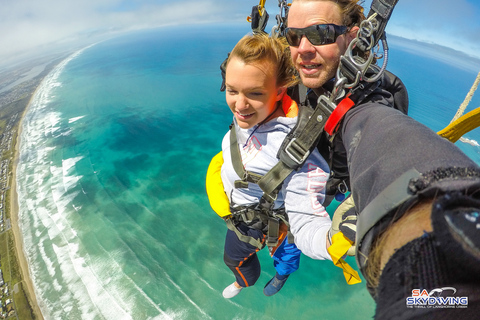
{"left": 241, "top": 212, "right": 252, "bottom": 224}
{"left": 284, "top": 138, "right": 310, "bottom": 166}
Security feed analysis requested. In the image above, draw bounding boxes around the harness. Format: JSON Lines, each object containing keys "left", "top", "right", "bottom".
{"left": 227, "top": 110, "right": 293, "bottom": 251}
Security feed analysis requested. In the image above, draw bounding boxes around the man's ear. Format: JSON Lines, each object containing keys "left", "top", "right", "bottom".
{"left": 347, "top": 26, "right": 359, "bottom": 43}
{"left": 276, "top": 87, "right": 287, "bottom": 101}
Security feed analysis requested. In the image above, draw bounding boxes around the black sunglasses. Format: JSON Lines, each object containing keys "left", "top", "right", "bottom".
{"left": 285, "top": 24, "right": 348, "bottom": 46}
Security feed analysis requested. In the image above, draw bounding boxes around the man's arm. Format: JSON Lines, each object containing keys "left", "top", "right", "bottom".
{"left": 342, "top": 99, "right": 480, "bottom": 318}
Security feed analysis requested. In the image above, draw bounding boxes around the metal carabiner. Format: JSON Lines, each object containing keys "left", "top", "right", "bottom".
{"left": 271, "top": 0, "right": 289, "bottom": 37}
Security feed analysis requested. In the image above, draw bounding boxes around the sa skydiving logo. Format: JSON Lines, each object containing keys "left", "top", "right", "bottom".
{"left": 406, "top": 287, "right": 468, "bottom": 308}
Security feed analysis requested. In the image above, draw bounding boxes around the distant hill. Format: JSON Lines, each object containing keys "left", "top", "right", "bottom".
{"left": 388, "top": 34, "right": 480, "bottom": 73}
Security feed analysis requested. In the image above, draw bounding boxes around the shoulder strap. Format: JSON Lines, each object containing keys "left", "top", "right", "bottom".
{"left": 278, "top": 95, "right": 336, "bottom": 170}
{"left": 229, "top": 125, "right": 263, "bottom": 188}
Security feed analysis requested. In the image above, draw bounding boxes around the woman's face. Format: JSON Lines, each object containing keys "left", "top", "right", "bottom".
{"left": 225, "top": 56, "right": 284, "bottom": 129}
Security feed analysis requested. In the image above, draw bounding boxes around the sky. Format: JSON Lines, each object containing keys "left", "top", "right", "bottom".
{"left": 1, "top": 0, "right": 480, "bottom": 68}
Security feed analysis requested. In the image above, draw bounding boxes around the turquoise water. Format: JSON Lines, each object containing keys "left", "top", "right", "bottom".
{"left": 16, "top": 25, "right": 480, "bottom": 320}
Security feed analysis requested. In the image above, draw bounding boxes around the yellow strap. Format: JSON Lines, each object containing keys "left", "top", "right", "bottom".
{"left": 437, "top": 107, "right": 480, "bottom": 142}
{"left": 327, "top": 232, "right": 362, "bottom": 285}
{"left": 259, "top": 0, "right": 266, "bottom": 6}
{"left": 206, "top": 152, "right": 231, "bottom": 217}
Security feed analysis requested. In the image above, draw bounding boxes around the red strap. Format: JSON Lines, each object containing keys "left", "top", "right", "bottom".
{"left": 324, "top": 96, "right": 355, "bottom": 135}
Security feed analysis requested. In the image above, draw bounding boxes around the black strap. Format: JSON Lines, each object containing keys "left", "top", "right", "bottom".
{"left": 266, "top": 217, "right": 280, "bottom": 247}
{"left": 250, "top": 5, "right": 269, "bottom": 34}
{"left": 229, "top": 126, "right": 263, "bottom": 188}
{"left": 278, "top": 95, "right": 336, "bottom": 170}
{"left": 357, "top": 0, "right": 399, "bottom": 53}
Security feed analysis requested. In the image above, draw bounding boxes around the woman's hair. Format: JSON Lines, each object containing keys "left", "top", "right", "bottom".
{"left": 227, "top": 33, "right": 299, "bottom": 88}
{"left": 291, "top": 0, "right": 366, "bottom": 28}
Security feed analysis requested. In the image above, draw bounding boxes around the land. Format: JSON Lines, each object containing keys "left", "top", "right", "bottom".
{"left": 0, "top": 56, "right": 66, "bottom": 320}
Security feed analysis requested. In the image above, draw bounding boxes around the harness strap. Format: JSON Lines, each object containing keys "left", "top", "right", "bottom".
{"left": 324, "top": 95, "right": 356, "bottom": 136}
{"left": 228, "top": 124, "right": 287, "bottom": 248}
{"left": 267, "top": 217, "right": 280, "bottom": 247}
{"left": 225, "top": 218, "right": 265, "bottom": 250}
{"left": 257, "top": 161, "right": 294, "bottom": 201}
{"left": 229, "top": 205, "right": 291, "bottom": 250}
{"left": 361, "top": 0, "right": 399, "bottom": 52}
{"left": 278, "top": 95, "right": 336, "bottom": 171}
{"left": 229, "top": 125, "right": 264, "bottom": 188}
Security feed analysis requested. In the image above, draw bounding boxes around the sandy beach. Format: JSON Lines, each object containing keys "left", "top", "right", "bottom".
{"left": 0, "top": 56, "right": 66, "bottom": 320}
{"left": 10, "top": 97, "right": 44, "bottom": 320}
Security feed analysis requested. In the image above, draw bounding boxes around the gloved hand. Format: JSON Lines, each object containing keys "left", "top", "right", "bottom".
{"left": 329, "top": 195, "right": 357, "bottom": 256}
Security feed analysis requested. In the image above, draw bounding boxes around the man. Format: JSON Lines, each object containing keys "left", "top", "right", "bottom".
{"left": 287, "top": 0, "right": 408, "bottom": 205}
{"left": 286, "top": 1, "right": 480, "bottom": 319}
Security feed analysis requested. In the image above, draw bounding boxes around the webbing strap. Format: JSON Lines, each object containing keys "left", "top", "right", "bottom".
{"left": 229, "top": 126, "right": 263, "bottom": 188}
{"left": 267, "top": 217, "right": 280, "bottom": 247}
{"left": 279, "top": 95, "right": 336, "bottom": 170}
{"left": 358, "top": 0, "right": 399, "bottom": 53}
{"left": 257, "top": 161, "right": 293, "bottom": 200}
{"left": 324, "top": 96, "right": 356, "bottom": 135}
{"left": 225, "top": 218, "right": 265, "bottom": 250}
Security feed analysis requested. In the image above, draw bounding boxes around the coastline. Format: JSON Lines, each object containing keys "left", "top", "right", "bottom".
{"left": 10, "top": 95, "right": 44, "bottom": 320}
{"left": 0, "top": 57, "right": 66, "bottom": 320}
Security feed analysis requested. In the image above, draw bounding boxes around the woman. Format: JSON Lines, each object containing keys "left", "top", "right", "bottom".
{"left": 210, "top": 33, "right": 332, "bottom": 298}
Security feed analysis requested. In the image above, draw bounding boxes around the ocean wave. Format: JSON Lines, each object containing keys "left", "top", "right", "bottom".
{"left": 18, "top": 165, "right": 135, "bottom": 319}
{"left": 16, "top": 45, "right": 121, "bottom": 319}
{"left": 68, "top": 116, "right": 86, "bottom": 124}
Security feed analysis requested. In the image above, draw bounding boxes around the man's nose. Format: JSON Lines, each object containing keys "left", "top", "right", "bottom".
{"left": 297, "top": 35, "right": 315, "bottom": 53}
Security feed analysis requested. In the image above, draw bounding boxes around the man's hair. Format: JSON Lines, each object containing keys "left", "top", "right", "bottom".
{"left": 291, "top": 0, "right": 366, "bottom": 28}
{"left": 227, "top": 33, "right": 299, "bottom": 88}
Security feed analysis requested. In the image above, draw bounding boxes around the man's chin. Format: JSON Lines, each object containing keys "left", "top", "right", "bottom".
{"left": 300, "top": 73, "right": 331, "bottom": 90}
{"left": 300, "top": 75, "right": 323, "bottom": 89}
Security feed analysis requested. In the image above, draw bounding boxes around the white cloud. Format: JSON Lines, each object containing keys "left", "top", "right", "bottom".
{"left": 2, "top": 0, "right": 480, "bottom": 68}
{"left": 0, "top": 0, "right": 247, "bottom": 67}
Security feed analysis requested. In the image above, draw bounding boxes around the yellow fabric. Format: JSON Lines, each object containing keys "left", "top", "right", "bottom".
{"left": 437, "top": 107, "right": 480, "bottom": 142}
{"left": 327, "top": 232, "right": 362, "bottom": 285}
{"left": 205, "top": 152, "right": 231, "bottom": 217}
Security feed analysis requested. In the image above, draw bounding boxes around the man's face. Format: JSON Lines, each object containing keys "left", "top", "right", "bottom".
{"left": 288, "top": 0, "right": 352, "bottom": 89}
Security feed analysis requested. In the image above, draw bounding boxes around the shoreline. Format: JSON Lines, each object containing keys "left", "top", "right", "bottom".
{"left": 10, "top": 93, "right": 44, "bottom": 319}
{"left": 0, "top": 57, "right": 66, "bottom": 320}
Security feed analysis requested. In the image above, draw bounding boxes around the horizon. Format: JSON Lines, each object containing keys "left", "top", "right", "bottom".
{"left": 1, "top": 0, "right": 480, "bottom": 69}
{"left": 1, "top": 23, "right": 479, "bottom": 77}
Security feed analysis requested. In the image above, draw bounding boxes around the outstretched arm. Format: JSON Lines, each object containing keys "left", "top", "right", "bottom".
{"left": 342, "top": 102, "right": 480, "bottom": 318}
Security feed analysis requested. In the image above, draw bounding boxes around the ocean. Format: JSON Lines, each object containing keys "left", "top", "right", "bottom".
{"left": 16, "top": 24, "right": 480, "bottom": 320}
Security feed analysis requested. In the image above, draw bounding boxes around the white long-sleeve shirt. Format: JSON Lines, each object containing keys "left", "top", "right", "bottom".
{"left": 221, "top": 116, "right": 333, "bottom": 260}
